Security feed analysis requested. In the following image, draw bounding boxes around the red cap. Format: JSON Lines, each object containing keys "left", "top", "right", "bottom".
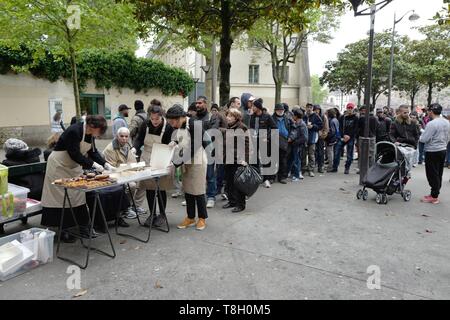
{"left": 346, "top": 102, "right": 356, "bottom": 110}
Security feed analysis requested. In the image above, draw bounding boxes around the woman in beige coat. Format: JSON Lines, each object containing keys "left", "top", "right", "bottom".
{"left": 166, "top": 104, "right": 211, "bottom": 231}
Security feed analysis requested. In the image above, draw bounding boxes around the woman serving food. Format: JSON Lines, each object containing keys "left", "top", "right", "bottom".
{"left": 41, "top": 115, "right": 112, "bottom": 242}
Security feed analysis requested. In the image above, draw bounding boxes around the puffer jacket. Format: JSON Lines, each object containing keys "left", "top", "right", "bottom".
{"left": 389, "top": 115, "right": 420, "bottom": 148}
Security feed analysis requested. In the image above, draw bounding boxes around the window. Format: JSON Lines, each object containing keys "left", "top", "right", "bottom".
{"left": 249, "top": 65, "right": 260, "bottom": 84}
{"left": 276, "top": 66, "right": 289, "bottom": 84}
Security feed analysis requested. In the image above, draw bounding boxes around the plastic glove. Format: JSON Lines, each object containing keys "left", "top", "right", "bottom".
{"left": 168, "top": 141, "right": 178, "bottom": 148}
{"left": 104, "top": 163, "right": 115, "bottom": 172}
{"left": 130, "top": 147, "right": 137, "bottom": 155}
{"left": 92, "top": 162, "right": 104, "bottom": 173}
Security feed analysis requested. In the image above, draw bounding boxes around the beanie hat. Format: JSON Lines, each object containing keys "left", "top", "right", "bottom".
{"left": 4, "top": 138, "right": 29, "bottom": 153}
{"left": 253, "top": 98, "right": 263, "bottom": 110}
{"left": 166, "top": 104, "right": 187, "bottom": 119}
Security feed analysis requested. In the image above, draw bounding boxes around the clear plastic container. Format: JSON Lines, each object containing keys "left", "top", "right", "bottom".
{"left": 0, "top": 164, "right": 7, "bottom": 195}
{"left": 0, "top": 183, "right": 30, "bottom": 222}
{"left": 0, "top": 228, "right": 55, "bottom": 281}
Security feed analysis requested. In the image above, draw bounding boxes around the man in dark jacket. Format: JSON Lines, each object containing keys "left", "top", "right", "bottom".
{"left": 357, "top": 105, "right": 380, "bottom": 170}
{"left": 302, "top": 103, "right": 323, "bottom": 177}
{"left": 288, "top": 108, "right": 308, "bottom": 181}
{"left": 389, "top": 105, "right": 420, "bottom": 148}
{"left": 272, "top": 103, "right": 294, "bottom": 184}
{"left": 376, "top": 107, "right": 392, "bottom": 142}
{"left": 332, "top": 102, "right": 359, "bottom": 174}
{"left": 240, "top": 93, "right": 255, "bottom": 127}
{"left": 250, "top": 98, "right": 278, "bottom": 188}
{"left": 129, "top": 100, "right": 148, "bottom": 148}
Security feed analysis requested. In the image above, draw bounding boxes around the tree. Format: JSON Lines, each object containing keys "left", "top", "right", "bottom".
{"left": 248, "top": 6, "right": 341, "bottom": 104}
{"left": 0, "top": 0, "right": 138, "bottom": 118}
{"left": 411, "top": 24, "right": 450, "bottom": 107}
{"left": 311, "top": 74, "right": 329, "bottom": 105}
{"left": 321, "top": 32, "right": 394, "bottom": 107}
{"left": 133, "top": 0, "right": 342, "bottom": 107}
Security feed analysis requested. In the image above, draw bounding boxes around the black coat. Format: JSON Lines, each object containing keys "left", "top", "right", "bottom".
{"left": 2, "top": 148, "right": 44, "bottom": 200}
{"left": 389, "top": 117, "right": 420, "bottom": 148}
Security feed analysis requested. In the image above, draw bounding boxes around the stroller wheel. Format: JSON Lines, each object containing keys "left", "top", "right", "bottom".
{"left": 356, "top": 189, "right": 363, "bottom": 200}
{"left": 402, "top": 190, "right": 412, "bottom": 202}
{"left": 382, "top": 194, "right": 388, "bottom": 204}
{"left": 362, "top": 190, "right": 369, "bottom": 201}
{"left": 375, "top": 193, "right": 382, "bottom": 204}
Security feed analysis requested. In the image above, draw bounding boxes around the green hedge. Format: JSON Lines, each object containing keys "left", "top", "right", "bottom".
{"left": 0, "top": 45, "right": 194, "bottom": 97}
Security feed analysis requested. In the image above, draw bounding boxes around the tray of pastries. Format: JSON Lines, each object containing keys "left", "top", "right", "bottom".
{"left": 53, "top": 173, "right": 117, "bottom": 190}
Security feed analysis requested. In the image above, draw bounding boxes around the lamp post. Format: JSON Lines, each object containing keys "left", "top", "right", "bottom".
{"left": 193, "top": 78, "right": 200, "bottom": 101}
{"left": 349, "top": 0, "right": 392, "bottom": 184}
{"left": 387, "top": 10, "right": 420, "bottom": 109}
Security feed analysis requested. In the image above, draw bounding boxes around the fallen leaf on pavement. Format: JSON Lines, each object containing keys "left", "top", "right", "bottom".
{"left": 421, "top": 214, "right": 430, "bottom": 218}
{"left": 339, "top": 188, "right": 346, "bottom": 191}
{"left": 425, "top": 229, "right": 433, "bottom": 233}
{"left": 154, "top": 281, "right": 163, "bottom": 289}
{"left": 135, "top": 246, "right": 140, "bottom": 250}
{"left": 73, "top": 289, "right": 88, "bottom": 298}
{"left": 304, "top": 208, "right": 309, "bottom": 211}
{"left": 120, "top": 240, "right": 127, "bottom": 244}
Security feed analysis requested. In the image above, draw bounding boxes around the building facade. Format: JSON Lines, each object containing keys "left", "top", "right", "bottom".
{"left": 148, "top": 39, "right": 312, "bottom": 111}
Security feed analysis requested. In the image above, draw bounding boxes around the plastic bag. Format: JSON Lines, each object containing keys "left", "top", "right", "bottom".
{"left": 233, "top": 165, "right": 263, "bottom": 197}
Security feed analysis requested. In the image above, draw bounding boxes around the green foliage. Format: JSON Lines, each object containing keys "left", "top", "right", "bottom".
{"left": 0, "top": 45, "right": 195, "bottom": 97}
{"left": 311, "top": 74, "right": 329, "bottom": 104}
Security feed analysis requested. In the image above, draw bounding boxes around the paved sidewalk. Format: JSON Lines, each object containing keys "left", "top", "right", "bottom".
{"left": 0, "top": 162, "right": 448, "bottom": 300}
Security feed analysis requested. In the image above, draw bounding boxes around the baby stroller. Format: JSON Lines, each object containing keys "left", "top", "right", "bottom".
{"left": 356, "top": 141, "right": 412, "bottom": 204}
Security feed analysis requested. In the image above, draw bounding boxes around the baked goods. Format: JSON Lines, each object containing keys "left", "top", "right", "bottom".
{"left": 53, "top": 174, "right": 116, "bottom": 189}
{"left": 94, "top": 174, "right": 109, "bottom": 180}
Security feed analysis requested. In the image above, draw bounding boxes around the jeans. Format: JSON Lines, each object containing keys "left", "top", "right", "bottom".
{"left": 206, "top": 163, "right": 217, "bottom": 200}
{"left": 333, "top": 138, "right": 354, "bottom": 170}
{"left": 277, "top": 147, "right": 289, "bottom": 180}
{"left": 418, "top": 142, "right": 425, "bottom": 164}
{"left": 446, "top": 142, "right": 450, "bottom": 166}
{"left": 288, "top": 145, "right": 301, "bottom": 179}
{"left": 185, "top": 193, "right": 208, "bottom": 219}
{"left": 215, "top": 164, "right": 225, "bottom": 196}
{"left": 425, "top": 150, "right": 446, "bottom": 198}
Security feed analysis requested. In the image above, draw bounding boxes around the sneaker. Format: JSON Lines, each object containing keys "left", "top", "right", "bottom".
{"left": 135, "top": 207, "right": 147, "bottom": 215}
{"left": 171, "top": 191, "right": 183, "bottom": 198}
{"left": 177, "top": 217, "right": 196, "bottom": 229}
{"left": 221, "top": 193, "right": 228, "bottom": 201}
{"left": 292, "top": 177, "right": 300, "bottom": 182}
{"left": 309, "top": 171, "right": 315, "bottom": 177}
{"left": 124, "top": 208, "right": 137, "bottom": 219}
{"left": 421, "top": 195, "right": 439, "bottom": 204}
{"left": 196, "top": 218, "right": 206, "bottom": 231}
{"left": 264, "top": 180, "right": 271, "bottom": 188}
{"left": 299, "top": 174, "right": 304, "bottom": 180}
{"left": 344, "top": 168, "right": 349, "bottom": 175}
{"left": 181, "top": 200, "right": 186, "bottom": 206}
{"left": 206, "top": 199, "right": 215, "bottom": 208}
{"left": 279, "top": 179, "right": 288, "bottom": 184}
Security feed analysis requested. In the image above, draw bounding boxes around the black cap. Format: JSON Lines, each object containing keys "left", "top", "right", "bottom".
{"left": 118, "top": 104, "right": 131, "bottom": 112}
{"left": 166, "top": 104, "right": 187, "bottom": 119}
{"left": 134, "top": 100, "right": 144, "bottom": 110}
{"left": 274, "top": 103, "right": 285, "bottom": 111}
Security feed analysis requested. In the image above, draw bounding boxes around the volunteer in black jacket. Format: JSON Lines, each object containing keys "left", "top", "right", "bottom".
{"left": 389, "top": 105, "right": 420, "bottom": 148}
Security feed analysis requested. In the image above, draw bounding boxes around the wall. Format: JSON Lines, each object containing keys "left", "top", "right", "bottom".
{"left": 0, "top": 73, "right": 186, "bottom": 145}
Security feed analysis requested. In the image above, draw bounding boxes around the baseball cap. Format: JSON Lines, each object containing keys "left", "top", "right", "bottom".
{"left": 429, "top": 103, "right": 442, "bottom": 115}
{"left": 118, "top": 104, "right": 131, "bottom": 112}
{"left": 248, "top": 96, "right": 256, "bottom": 102}
{"left": 346, "top": 102, "right": 356, "bottom": 110}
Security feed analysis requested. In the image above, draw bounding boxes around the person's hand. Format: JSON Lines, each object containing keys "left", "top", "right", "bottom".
{"left": 240, "top": 160, "right": 248, "bottom": 167}
{"left": 92, "top": 162, "right": 104, "bottom": 173}
{"left": 168, "top": 141, "right": 178, "bottom": 148}
{"left": 130, "top": 147, "right": 137, "bottom": 155}
{"left": 343, "top": 135, "right": 350, "bottom": 143}
{"left": 104, "top": 163, "right": 115, "bottom": 172}
{"left": 307, "top": 123, "right": 313, "bottom": 129}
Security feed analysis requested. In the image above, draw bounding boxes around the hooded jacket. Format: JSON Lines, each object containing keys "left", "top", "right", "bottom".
{"left": 389, "top": 115, "right": 420, "bottom": 148}
{"left": 240, "top": 93, "right": 253, "bottom": 127}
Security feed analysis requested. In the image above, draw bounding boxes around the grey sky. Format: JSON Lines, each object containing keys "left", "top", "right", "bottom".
{"left": 309, "top": 0, "right": 445, "bottom": 77}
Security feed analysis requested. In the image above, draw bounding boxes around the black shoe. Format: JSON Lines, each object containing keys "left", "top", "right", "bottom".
{"left": 279, "top": 179, "right": 287, "bottom": 184}
{"left": 117, "top": 218, "right": 130, "bottom": 228}
{"left": 232, "top": 206, "right": 245, "bottom": 213}
{"left": 222, "top": 203, "right": 235, "bottom": 209}
{"left": 152, "top": 215, "right": 165, "bottom": 228}
{"left": 61, "top": 231, "right": 77, "bottom": 243}
{"left": 79, "top": 226, "right": 100, "bottom": 239}
{"left": 329, "top": 168, "right": 338, "bottom": 173}
{"left": 318, "top": 168, "right": 324, "bottom": 173}
{"left": 344, "top": 168, "right": 350, "bottom": 174}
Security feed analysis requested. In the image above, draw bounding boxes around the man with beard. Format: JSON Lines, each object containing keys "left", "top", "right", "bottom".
{"left": 113, "top": 104, "right": 131, "bottom": 136}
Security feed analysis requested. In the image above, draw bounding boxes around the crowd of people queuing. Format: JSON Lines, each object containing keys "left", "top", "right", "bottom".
{"left": 1, "top": 94, "right": 449, "bottom": 242}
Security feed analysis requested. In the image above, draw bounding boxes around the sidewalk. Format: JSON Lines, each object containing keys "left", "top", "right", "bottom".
{"left": 0, "top": 164, "right": 448, "bottom": 300}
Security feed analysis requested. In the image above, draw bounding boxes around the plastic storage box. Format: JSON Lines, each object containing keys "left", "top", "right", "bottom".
{"left": 0, "top": 183, "right": 30, "bottom": 222}
{"left": 0, "top": 228, "right": 55, "bottom": 281}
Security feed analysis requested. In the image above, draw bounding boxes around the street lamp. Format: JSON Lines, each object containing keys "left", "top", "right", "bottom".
{"left": 349, "top": 0, "right": 393, "bottom": 185}
{"left": 193, "top": 77, "right": 200, "bottom": 101}
{"left": 387, "top": 10, "right": 420, "bottom": 109}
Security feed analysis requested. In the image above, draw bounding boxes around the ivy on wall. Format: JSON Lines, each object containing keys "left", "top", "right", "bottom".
{"left": 0, "top": 45, "right": 194, "bottom": 97}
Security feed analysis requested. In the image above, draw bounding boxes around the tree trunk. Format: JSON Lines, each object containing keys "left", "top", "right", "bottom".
{"left": 219, "top": 0, "right": 233, "bottom": 108}
{"left": 357, "top": 88, "right": 362, "bottom": 107}
{"left": 372, "top": 92, "right": 377, "bottom": 109}
{"left": 427, "top": 82, "right": 433, "bottom": 107}
{"left": 275, "top": 80, "right": 282, "bottom": 105}
{"left": 410, "top": 92, "right": 416, "bottom": 112}
{"left": 68, "top": 41, "right": 81, "bottom": 119}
